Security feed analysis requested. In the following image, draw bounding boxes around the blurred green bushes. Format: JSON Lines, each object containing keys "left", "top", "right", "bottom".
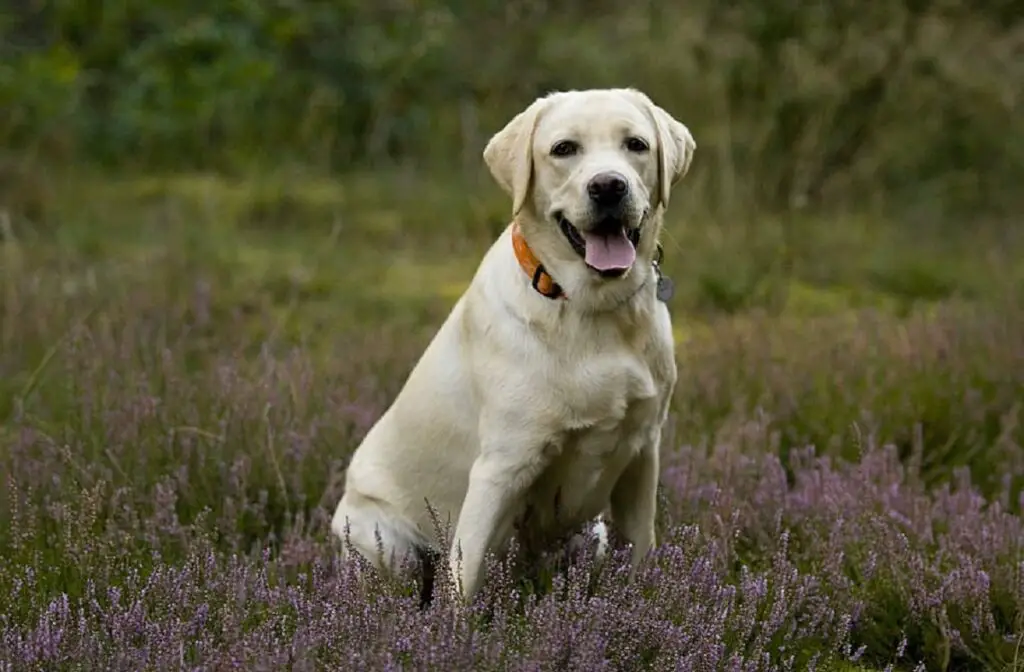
{"left": 2, "top": 0, "right": 1022, "bottom": 218}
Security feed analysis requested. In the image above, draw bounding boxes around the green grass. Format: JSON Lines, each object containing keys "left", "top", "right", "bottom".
{"left": 6, "top": 167, "right": 1019, "bottom": 329}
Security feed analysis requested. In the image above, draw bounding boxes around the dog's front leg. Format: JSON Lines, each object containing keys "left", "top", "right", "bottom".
{"left": 448, "top": 446, "right": 545, "bottom": 604}
{"left": 609, "top": 437, "right": 660, "bottom": 574}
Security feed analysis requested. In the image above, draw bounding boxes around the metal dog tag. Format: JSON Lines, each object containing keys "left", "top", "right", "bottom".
{"left": 656, "top": 274, "right": 675, "bottom": 303}
{"left": 652, "top": 244, "right": 673, "bottom": 303}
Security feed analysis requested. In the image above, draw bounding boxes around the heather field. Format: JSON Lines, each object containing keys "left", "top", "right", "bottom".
{"left": 0, "top": 170, "right": 1022, "bottom": 671}
{"left": 3, "top": 1, "right": 1024, "bottom": 669}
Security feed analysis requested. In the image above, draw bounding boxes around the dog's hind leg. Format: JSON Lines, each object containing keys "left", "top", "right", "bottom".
{"left": 331, "top": 492, "right": 423, "bottom": 574}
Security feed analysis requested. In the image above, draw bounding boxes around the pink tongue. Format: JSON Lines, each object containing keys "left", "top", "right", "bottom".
{"left": 582, "top": 229, "right": 636, "bottom": 271}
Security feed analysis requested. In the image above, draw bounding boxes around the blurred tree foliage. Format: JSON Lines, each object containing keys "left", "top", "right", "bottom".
{"left": 1, "top": 0, "right": 1021, "bottom": 216}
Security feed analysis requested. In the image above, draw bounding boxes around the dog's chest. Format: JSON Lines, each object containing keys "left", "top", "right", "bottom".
{"left": 519, "top": 346, "right": 668, "bottom": 537}
{"left": 515, "top": 393, "right": 659, "bottom": 550}
{"left": 547, "top": 328, "right": 666, "bottom": 431}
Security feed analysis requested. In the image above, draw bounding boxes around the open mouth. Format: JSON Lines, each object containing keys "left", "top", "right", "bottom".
{"left": 556, "top": 213, "right": 641, "bottom": 278}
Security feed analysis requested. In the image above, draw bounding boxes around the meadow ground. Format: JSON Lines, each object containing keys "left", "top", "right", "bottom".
{"left": 1, "top": 167, "right": 1023, "bottom": 671}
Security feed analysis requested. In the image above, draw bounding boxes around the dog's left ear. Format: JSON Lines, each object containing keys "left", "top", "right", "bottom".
{"left": 625, "top": 90, "right": 696, "bottom": 209}
{"left": 483, "top": 96, "right": 551, "bottom": 217}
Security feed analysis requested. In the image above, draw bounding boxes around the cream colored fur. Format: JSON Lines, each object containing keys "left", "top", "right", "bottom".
{"left": 330, "top": 88, "right": 695, "bottom": 603}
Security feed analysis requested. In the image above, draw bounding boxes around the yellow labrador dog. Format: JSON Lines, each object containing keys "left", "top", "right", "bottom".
{"left": 331, "top": 88, "right": 695, "bottom": 605}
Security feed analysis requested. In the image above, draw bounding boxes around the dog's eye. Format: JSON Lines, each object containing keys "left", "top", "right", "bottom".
{"left": 550, "top": 140, "right": 579, "bottom": 157}
{"left": 625, "top": 137, "right": 650, "bottom": 153}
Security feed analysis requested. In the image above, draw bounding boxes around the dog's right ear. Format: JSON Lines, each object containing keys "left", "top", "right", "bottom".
{"left": 483, "top": 97, "right": 550, "bottom": 217}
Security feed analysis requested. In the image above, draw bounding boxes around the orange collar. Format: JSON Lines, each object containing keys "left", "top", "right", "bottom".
{"left": 511, "top": 221, "right": 566, "bottom": 300}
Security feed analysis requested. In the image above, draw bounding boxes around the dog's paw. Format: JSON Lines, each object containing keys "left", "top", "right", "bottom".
{"left": 591, "top": 517, "right": 610, "bottom": 562}
{"left": 566, "top": 516, "right": 610, "bottom": 563}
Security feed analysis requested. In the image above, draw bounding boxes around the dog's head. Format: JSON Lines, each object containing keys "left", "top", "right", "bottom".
{"left": 484, "top": 89, "right": 695, "bottom": 287}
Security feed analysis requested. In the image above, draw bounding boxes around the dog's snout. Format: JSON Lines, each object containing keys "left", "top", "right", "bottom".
{"left": 587, "top": 172, "right": 628, "bottom": 208}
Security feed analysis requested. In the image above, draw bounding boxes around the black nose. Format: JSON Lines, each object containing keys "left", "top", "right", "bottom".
{"left": 587, "top": 172, "right": 628, "bottom": 208}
